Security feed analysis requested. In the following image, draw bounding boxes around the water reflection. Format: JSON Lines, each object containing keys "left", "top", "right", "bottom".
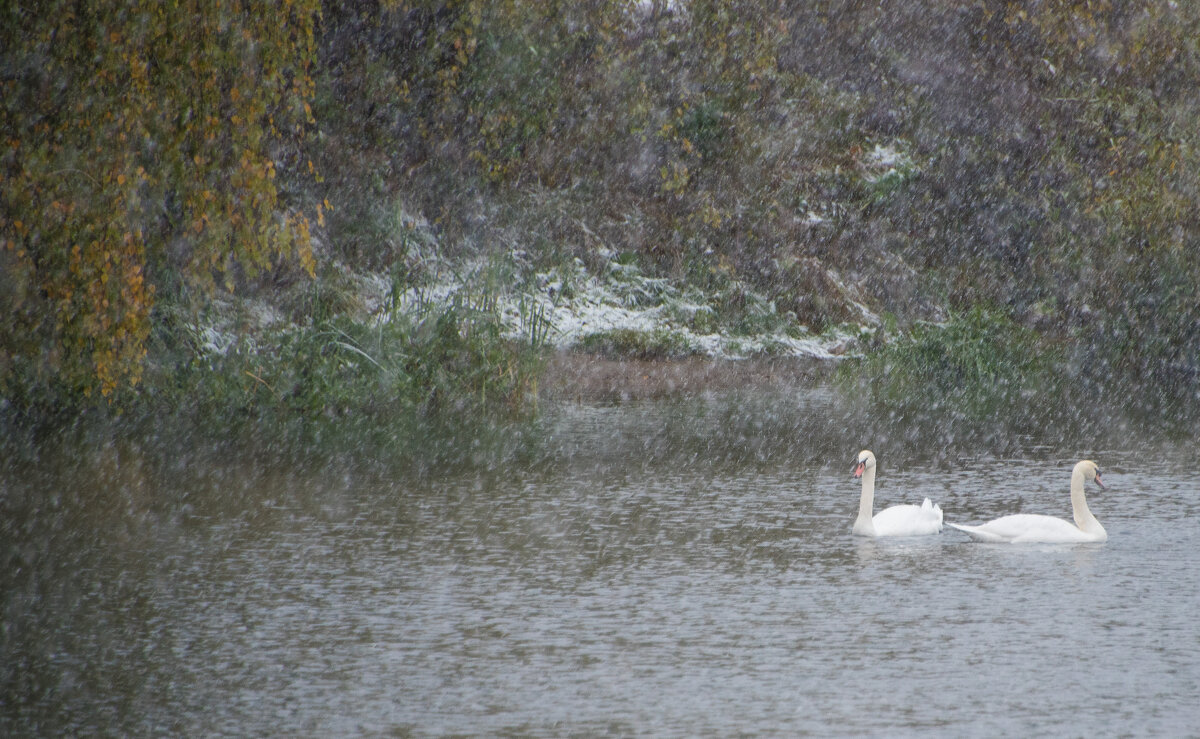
{"left": 2, "top": 393, "right": 1198, "bottom": 736}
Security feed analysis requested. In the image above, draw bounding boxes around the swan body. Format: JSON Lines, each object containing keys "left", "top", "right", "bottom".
{"left": 947, "top": 460, "right": 1107, "bottom": 544}
{"left": 852, "top": 450, "right": 943, "bottom": 537}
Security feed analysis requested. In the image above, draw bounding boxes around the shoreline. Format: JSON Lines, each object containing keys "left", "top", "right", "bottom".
{"left": 539, "top": 352, "right": 839, "bottom": 403}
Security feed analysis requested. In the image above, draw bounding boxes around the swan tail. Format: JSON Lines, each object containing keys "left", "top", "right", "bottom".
{"left": 921, "top": 497, "right": 944, "bottom": 528}
{"left": 946, "top": 521, "right": 1005, "bottom": 543}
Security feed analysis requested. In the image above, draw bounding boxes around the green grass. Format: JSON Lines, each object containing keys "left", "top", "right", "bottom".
{"left": 577, "top": 328, "right": 698, "bottom": 360}
{"left": 34, "top": 272, "right": 545, "bottom": 475}
{"left": 839, "top": 306, "right": 1068, "bottom": 436}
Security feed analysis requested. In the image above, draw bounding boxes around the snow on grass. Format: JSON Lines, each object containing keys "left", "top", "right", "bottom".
{"left": 866, "top": 143, "right": 906, "bottom": 169}
{"left": 862, "top": 142, "right": 917, "bottom": 183}
{"left": 189, "top": 251, "right": 872, "bottom": 361}
{"left": 383, "top": 254, "right": 869, "bottom": 360}
{"left": 188, "top": 296, "right": 282, "bottom": 356}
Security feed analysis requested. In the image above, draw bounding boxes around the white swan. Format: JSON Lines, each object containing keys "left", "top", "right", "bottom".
{"left": 852, "top": 450, "right": 943, "bottom": 537}
{"left": 947, "top": 460, "right": 1107, "bottom": 543}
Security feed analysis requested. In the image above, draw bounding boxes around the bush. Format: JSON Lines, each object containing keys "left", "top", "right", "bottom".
{"left": 840, "top": 306, "right": 1068, "bottom": 439}
{"left": 1, "top": 1, "right": 320, "bottom": 400}
{"left": 577, "top": 328, "right": 698, "bottom": 361}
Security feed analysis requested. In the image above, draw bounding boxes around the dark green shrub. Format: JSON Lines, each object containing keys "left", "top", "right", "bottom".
{"left": 578, "top": 328, "right": 697, "bottom": 360}
{"left": 841, "top": 306, "right": 1067, "bottom": 434}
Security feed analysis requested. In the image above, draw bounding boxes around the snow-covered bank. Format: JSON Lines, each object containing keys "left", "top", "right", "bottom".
{"left": 384, "top": 252, "right": 878, "bottom": 360}
{"left": 188, "top": 249, "right": 878, "bottom": 363}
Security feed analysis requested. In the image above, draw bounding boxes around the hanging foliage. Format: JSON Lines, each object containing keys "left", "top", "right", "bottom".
{"left": 0, "top": 0, "right": 320, "bottom": 400}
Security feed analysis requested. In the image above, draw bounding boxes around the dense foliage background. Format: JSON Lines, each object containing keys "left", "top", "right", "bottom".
{"left": 3, "top": 0, "right": 1198, "bottom": 435}
{"left": 2, "top": 0, "right": 321, "bottom": 403}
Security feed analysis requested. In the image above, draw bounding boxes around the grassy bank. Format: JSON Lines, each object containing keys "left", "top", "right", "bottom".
{"left": 839, "top": 306, "right": 1199, "bottom": 448}
{"left": 4, "top": 2, "right": 1200, "bottom": 460}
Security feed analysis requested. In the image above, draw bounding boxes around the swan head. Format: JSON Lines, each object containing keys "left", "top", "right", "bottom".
{"left": 1076, "top": 459, "right": 1106, "bottom": 489}
{"left": 853, "top": 450, "right": 876, "bottom": 478}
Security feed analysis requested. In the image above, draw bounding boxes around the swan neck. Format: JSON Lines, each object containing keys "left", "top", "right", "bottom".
{"left": 1070, "top": 466, "right": 1103, "bottom": 533}
{"left": 855, "top": 466, "right": 876, "bottom": 534}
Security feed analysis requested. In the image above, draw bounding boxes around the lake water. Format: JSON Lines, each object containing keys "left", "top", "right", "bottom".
{"left": 3, "top": 389, "right": 1199, "bottom": 736}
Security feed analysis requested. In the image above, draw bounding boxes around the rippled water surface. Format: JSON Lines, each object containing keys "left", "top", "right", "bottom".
{"left": 4, "top": 394, "right": 1199, "bottom": 736}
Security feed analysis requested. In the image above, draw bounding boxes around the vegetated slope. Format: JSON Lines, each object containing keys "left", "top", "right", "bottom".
{"left": 3, "top": 2, "right": 1196, "bottom": 434}
{"left": 310, "top": 2, "right": 1198, "bottom": 418}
